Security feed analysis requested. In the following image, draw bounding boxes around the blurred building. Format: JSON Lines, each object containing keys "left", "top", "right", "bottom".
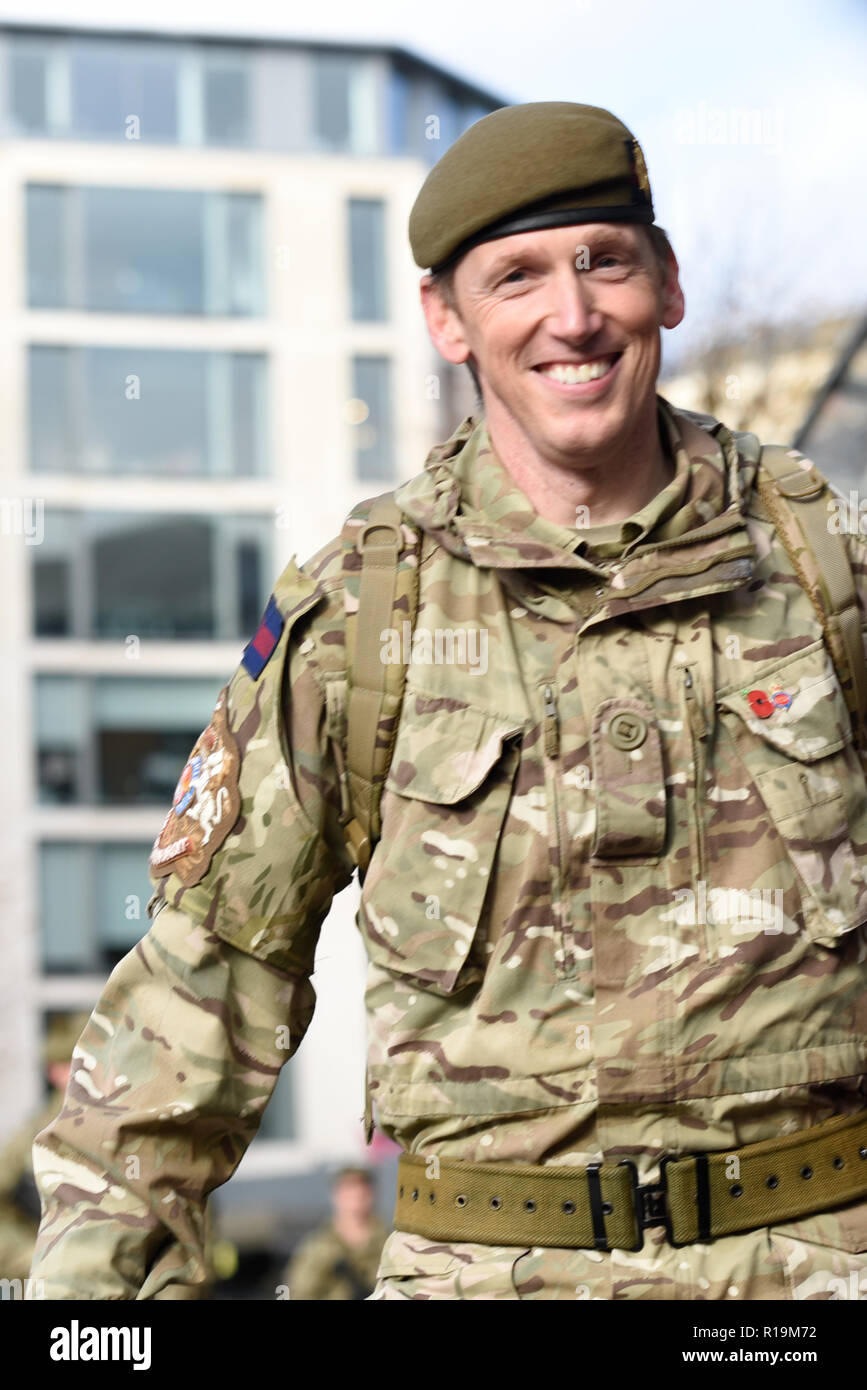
{"left": 794, "top": 316, "right": 867, "bottom": 489}
{"left": 660, "top": 314, "right": 867, "bottom": 484}
{"left": 0, "top": 21, "right": 502, "bottom": 1262}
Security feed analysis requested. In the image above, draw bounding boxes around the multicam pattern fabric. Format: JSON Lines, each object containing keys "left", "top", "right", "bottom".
{"left": 27, "top": 394, "right": 867, "bottom": 1300}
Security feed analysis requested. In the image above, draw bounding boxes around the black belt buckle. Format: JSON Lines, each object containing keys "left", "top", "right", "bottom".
{"left": 618, "top": 1156, "right": 681, "bottom": 1251}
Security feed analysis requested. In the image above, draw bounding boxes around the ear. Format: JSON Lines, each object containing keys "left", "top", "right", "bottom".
{"left": 419, "top": 274, "right": 472, "bottom": 366}
{"left": 659, "top": 248, "right": 685, "bottom": 330}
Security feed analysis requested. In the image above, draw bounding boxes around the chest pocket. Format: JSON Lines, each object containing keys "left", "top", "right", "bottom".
{"left": 358, "top": 690, "right": 526, "bottom": 995}
{"left": 716, "top": 639, "right": 867, "bottom": 947}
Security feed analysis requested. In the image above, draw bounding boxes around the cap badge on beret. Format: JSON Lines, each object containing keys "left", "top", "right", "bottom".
{"left": 627, "top": 138, "right": 651, "bottom": 202}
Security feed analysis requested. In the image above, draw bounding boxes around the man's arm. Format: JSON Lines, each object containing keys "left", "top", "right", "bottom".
{"left": 29, "top": 906, "right": 317, "bottom": 1299}
{"left": 28, "top": 548, "right": 356, "bottom": 1299}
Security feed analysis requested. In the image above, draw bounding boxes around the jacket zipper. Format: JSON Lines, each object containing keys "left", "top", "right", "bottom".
{"left": 683, "top": 665, "right": 708, "bottom": 890}
{"left": 543, "top": 682, "right": 560, "bottom": 759}
{"left": 543, "top": 682, "right": 573, "bottom": 975}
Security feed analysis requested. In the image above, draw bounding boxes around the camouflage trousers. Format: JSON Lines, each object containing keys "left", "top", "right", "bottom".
{"left": 368, "top": 1201, "right": 867, "bottom": 1299}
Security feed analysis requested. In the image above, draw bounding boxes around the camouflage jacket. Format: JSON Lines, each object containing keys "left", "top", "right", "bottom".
{"left": 28, "top": 396, "right": 867, "bottom": 1299}
{"left": 284, "top": 1218, "right": 389, "bottom": 1300}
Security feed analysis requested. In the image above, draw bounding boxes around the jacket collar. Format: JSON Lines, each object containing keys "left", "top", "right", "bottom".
{"left": 394, "top": 393, "right": 760, "bottom": 620}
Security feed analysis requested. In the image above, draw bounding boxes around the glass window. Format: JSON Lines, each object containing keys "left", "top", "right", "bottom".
{"left": 27, "top": 185, "right": 263, "bottom": 315}
{"left": 34, "top": 557, "right": 70, "bottom": 637}
{"left": 230, "top": 352, "right": 268, "bottom": 478}
{"left": 32, "top": 510, "right": 272, "bottom": 640}
{"left": 10, "top": 50, "right": 48, "bottom": 133}
{"left": 40, "top": 843, "right": 92, "bottom": 971}
{"left": 203, "top": 61, "right": 250, "bottom": 145}
{"left": 39, "top": 842, "right": 157, "bottom": 974}
{"left": 386, "top": 63, "right": 410, "bottom": 154}
{"left": 26, "top": 187, "right": 67, "bottom": 309}
{"left": 83, "top": 186, "right": 201, "bottom": 314}
{"left": 29, "top": 346, "right": 268, "bottom": 477}
{"left": 347, "top": 58, "right": 379, "bottom": 156}
{"left": 351, "top": 356, "right": 394, "bottom": 481}
{"left": 434, "top": 89, "right": 459, "bottom": 151}
{"left": 36, "top": 675, "right": 226, "bottom": 806}
{"left": 313, "top": 52, "right": 353, "bottom": 150}
{"left": 70, "top": 42, "right": 178, "bottom": 142}
{"left": 348, "top": 199, "right": 387, "bottom": 322}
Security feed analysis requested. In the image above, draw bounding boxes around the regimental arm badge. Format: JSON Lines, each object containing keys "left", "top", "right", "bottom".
{"left": 149, "top": 687, "right": 242, "bottom": 887}
{"left": 242, "top": 593, "right": 284, "bottom": 680}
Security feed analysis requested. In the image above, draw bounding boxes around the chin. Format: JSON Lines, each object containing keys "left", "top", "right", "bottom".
{"left": 548, "top": 416, "right": 619, "bottom": 453}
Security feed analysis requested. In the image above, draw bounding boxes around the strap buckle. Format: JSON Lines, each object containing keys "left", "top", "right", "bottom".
{"left": 356, "top": 521, "right": 402, "bottom": 556}
{"left": 618, "top": 1156, "right": 684, "bottom": 1251}
{"left": 772, "top": 464, "right": 826, "bottom": 501}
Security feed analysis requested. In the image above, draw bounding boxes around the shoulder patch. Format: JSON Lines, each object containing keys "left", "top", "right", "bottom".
{"left": 149, "top": 687, "right": 242, "bottom": 887}
{"left": 242, "top": 593, "right": 284, "bottom": 679}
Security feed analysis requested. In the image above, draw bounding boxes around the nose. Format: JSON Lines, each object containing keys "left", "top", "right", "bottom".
{"left": 543, "top": 263, "right": 604, "bottom": 341}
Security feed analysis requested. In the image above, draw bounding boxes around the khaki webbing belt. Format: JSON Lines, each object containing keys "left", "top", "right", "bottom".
{"left": 394, "top": 1108, "right": 867, "bottom": 1251}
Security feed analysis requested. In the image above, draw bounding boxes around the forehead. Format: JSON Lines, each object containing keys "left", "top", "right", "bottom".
{"left": 456, "top": 221, "right": 648, "bottom": 282}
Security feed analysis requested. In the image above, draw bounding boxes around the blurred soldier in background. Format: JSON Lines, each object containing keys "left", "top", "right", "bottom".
{"left": 284, "top": 1167, "right": 388, "bottom": 1301}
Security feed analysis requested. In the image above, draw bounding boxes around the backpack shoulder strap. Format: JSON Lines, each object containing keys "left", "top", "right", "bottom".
{"left": 755, "top": 443, "right": 867, "bottom": 751}
{"left": 336, "top": 490, "right": 420, "bottom": 879}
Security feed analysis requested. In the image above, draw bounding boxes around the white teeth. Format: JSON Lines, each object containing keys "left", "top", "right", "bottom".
{"left": 540, "top": 358, "right": 614, "bottom": 384}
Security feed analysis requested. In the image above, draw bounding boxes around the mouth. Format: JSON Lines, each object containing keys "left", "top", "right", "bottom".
{"left": 532, "top": 352, "right": 622, "bottom": 392}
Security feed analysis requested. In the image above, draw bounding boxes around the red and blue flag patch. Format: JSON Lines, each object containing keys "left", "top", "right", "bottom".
{"left": 242, "top": 594, "right": 284, "bottom": 679}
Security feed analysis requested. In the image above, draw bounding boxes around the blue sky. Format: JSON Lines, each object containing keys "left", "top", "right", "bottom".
{"left": 5, "top": 0, "right": 866, "bottom": 365}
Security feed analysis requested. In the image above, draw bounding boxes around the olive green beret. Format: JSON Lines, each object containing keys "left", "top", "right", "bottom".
{"left": 409, "top": 101, "right": 654, "bottom": 273}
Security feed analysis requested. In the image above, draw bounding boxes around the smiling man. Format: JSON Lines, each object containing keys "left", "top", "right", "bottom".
{"left": 421, "top": 219, "right": 683, "bottom": 529}
{"left": 27, "top": 101, "right": 867, "bottom": 1304}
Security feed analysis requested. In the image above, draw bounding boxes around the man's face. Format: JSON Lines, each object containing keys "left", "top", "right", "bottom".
{"left": 333, "top": 1175, "right": 374, "bottom": 1222}
{"left": 421, "top": 222, "right": 684, "bottom": 466}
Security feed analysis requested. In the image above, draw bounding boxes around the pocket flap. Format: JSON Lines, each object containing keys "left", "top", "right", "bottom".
{"left": 716, "top": 641, "right": 851, "bottom": 761}
{"left": 385, "top": 690, "right": 527, "bottom": 803}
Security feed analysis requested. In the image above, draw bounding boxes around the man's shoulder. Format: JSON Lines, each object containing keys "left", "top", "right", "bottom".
{"left": 275, "top": 485, "right": 422, "bottom": 611}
